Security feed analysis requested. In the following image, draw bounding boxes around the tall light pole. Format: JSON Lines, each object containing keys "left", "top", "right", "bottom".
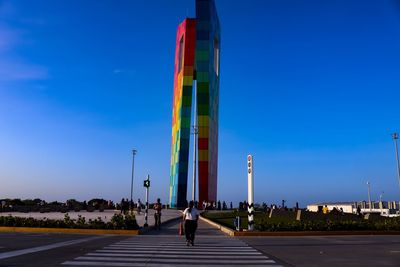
{"left": 130, "top": 149, "right": 137, "bottom": 212}
{"left": 392, "top": 133, "right": 400, "bottom": 191}
{"left": 192, "top": 80, "right": 198, "bottom": 203}
{"left": 367, "top": 181, "right": 372, "bottom": 211}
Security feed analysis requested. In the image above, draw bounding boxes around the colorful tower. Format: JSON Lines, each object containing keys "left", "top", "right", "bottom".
{"left": 169, "top": 19, "right": 196, "bottom": 208}
{"left": 170, "top": 0, "right": 220, "bottom": 208}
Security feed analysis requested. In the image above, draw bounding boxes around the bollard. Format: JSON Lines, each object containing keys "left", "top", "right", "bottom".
{"left": 234, "top": 216, "right": 241, "bottom": 231}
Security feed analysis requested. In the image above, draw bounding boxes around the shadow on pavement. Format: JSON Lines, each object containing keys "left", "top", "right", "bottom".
{"left": 144, "top": 218, "right": 226, "bottom": 236}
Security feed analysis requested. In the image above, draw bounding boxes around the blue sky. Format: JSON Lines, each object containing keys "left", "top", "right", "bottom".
{"left": 1, "top": 0, "right": 400, "bottom": 207}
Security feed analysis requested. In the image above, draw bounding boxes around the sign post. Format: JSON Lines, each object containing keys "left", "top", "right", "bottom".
{"left": 143, "top": 175, "right": 150, "bottom": 227}
{"left": 247, "top": 155, "right": 254, "bottom": 231}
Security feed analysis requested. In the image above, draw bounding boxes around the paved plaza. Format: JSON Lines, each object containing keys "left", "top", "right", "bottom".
{"left": 62, "top": 221, "right": 281, "bottom": 267}
{"left": 0, "top": 219, "right": 283, "bottom": 266}
{"left": 1, "top": 209, "right": 182, "bottom": 227}
{"left": 0, "top": 218, "right": 399, "bottom": 266}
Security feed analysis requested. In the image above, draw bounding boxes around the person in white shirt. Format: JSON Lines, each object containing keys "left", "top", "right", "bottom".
{"left": 182, "top": 201, "right": 200, "bottom": 246}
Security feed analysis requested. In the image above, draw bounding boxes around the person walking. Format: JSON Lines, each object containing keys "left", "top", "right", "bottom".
{"left": 120, "top": 198, "right": 124, "bottom": 214}
{"left": 182, "top": 201, "right": 199, "bottom": 246}
{"left": 137, "top": 198, "right": 142, "bottom": 214}
{"left": 154, "top": 198, "right": 162, "bottom": 230}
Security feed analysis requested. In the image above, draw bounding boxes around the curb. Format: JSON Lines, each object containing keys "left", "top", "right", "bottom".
{"left": 232, "top": 230, "right": 400, "bottom": 237}
{"left": 0, "top": 226, "right": 139, "bottom": 235}
{"left": 199, "top": 215, "right": 235, "bottom": 236}
{"left": 199, "top": 216, "right": 400, "bottom": 237}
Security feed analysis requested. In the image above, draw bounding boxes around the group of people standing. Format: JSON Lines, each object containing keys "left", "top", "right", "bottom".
{"left": 119, "top": 198, "right": 130, "bottom": 214}
{"left": 202, "top": 200, "right": 233, "bottom": 210}
{"left": 120, "top": 198, "right": 142, "bottom": 214}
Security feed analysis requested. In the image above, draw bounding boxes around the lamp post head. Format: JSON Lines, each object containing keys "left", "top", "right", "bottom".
{"left": 132, "top": 149, "right": 137, "bottom": 155}
{"left": 392, "top": 133, "right": 399, "bottom": 140}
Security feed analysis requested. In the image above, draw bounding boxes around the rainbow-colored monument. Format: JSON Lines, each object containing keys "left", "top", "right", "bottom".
{"left": 169, "top": 0, "right": 220, "bottom": 208}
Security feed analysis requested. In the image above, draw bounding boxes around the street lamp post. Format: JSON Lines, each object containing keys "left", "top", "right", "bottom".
{"left": 392, "top": 133, "right": 400, "bottom": 191}
{"left": 130, "top": 149, "right": 137, "bottom": 212}
{"left": 192, "top": 80, "right": 198, "bottom": 203}
{"left": 192, "top": 125, "right": 198, "bottom": 203}
{"left": 367, "top": 181, "right": 372, "bottom": 211}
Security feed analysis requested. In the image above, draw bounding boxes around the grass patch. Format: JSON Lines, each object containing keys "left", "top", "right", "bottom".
{"left": 202, "top": 211, "right": 400, "bottom": 232}
{"left": 0, "top": 213, "right": 139, "bottom": 230}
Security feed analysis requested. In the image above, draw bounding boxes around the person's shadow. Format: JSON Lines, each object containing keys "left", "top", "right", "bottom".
{"left": 144, "top": 218, "right": 181, "bottom": 236}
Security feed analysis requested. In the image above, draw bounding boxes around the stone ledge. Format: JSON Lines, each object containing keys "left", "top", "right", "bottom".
{"left": 199, "top": 215, "right": 235, "bottom": 236}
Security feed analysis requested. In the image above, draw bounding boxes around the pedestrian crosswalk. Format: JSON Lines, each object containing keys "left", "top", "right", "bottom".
{"left": 62, "top": 235, "right": 282, "bottom": 266}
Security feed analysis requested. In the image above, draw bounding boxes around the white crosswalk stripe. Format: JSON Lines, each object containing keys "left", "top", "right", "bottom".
{"left": 62, "top": 235, "right": 282, "bottom": 266}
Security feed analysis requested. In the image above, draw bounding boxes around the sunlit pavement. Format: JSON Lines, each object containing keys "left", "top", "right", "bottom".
{"left": 62, "top": 220, "right": 284, "bottom": 267}
{"left": 1, "top": 209, "right": 182, "bottom": 227}
{"left": 240, "top": 235, "right": 400, "bottom": 267}
{"left": 0, "top": 220, "right": 285, "bottom": 267}
{"left": 1, "top": 219, "right": 400, "bottom": 266}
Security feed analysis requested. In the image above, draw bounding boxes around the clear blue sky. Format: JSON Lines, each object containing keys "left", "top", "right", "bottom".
{"left": 1, "top": 0, "right": 400, "bottom": 207}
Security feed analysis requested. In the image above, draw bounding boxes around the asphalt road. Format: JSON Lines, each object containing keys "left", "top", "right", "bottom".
{"left": 240, "top": 235, "right": 400, "bottom": 267}
{"left": 0, "top": 232, "right": 127, "bottom": 266}
{"left": 0, "top": 221, "right": 399, "bottom": 266}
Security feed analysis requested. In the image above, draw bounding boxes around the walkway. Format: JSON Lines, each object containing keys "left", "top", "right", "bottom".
{"left": 62, "top": 220, "right": 283, "bottom": 266}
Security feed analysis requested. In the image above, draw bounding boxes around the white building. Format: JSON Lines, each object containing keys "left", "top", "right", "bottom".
{"left": 307, "top": 201, "right": 400, "bottom": 217}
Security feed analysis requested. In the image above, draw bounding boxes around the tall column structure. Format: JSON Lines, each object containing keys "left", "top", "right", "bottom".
{"left": 169, "top": 0, "right": 221, "bottom": 208}
{"left": 169, "top": 19, "right": 196, "bottom": 208}
{"left": 196, "top": 0, "right": 221, "bottom": 207}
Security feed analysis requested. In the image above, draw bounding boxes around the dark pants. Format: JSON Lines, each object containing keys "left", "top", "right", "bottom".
{"left": 154, "top": 213, "right": 161, "bottom": 229}
{"left": 185, "top": 220, "right": 198, "bottom": 242}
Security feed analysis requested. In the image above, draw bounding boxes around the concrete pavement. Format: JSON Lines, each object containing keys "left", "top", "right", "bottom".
{"left": 134, "top": 209, "right": 182, "bottom": 227}
{"left": 240, "top": 235, "right": 400, "bottom": 267}
{"left": 1, "top": 218, "right": 400, "bottom": 266}
{"left": 1, "top": 209, "right": 182, "bottom": 228}
{"left": 0, "top": 219, "right": 284, "bottom": 266}
{"left": 0, "top": 232, "right": 127, "bottom": 266}
{"left": 62, "top": 219, "right": 283, "bottom": 266}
